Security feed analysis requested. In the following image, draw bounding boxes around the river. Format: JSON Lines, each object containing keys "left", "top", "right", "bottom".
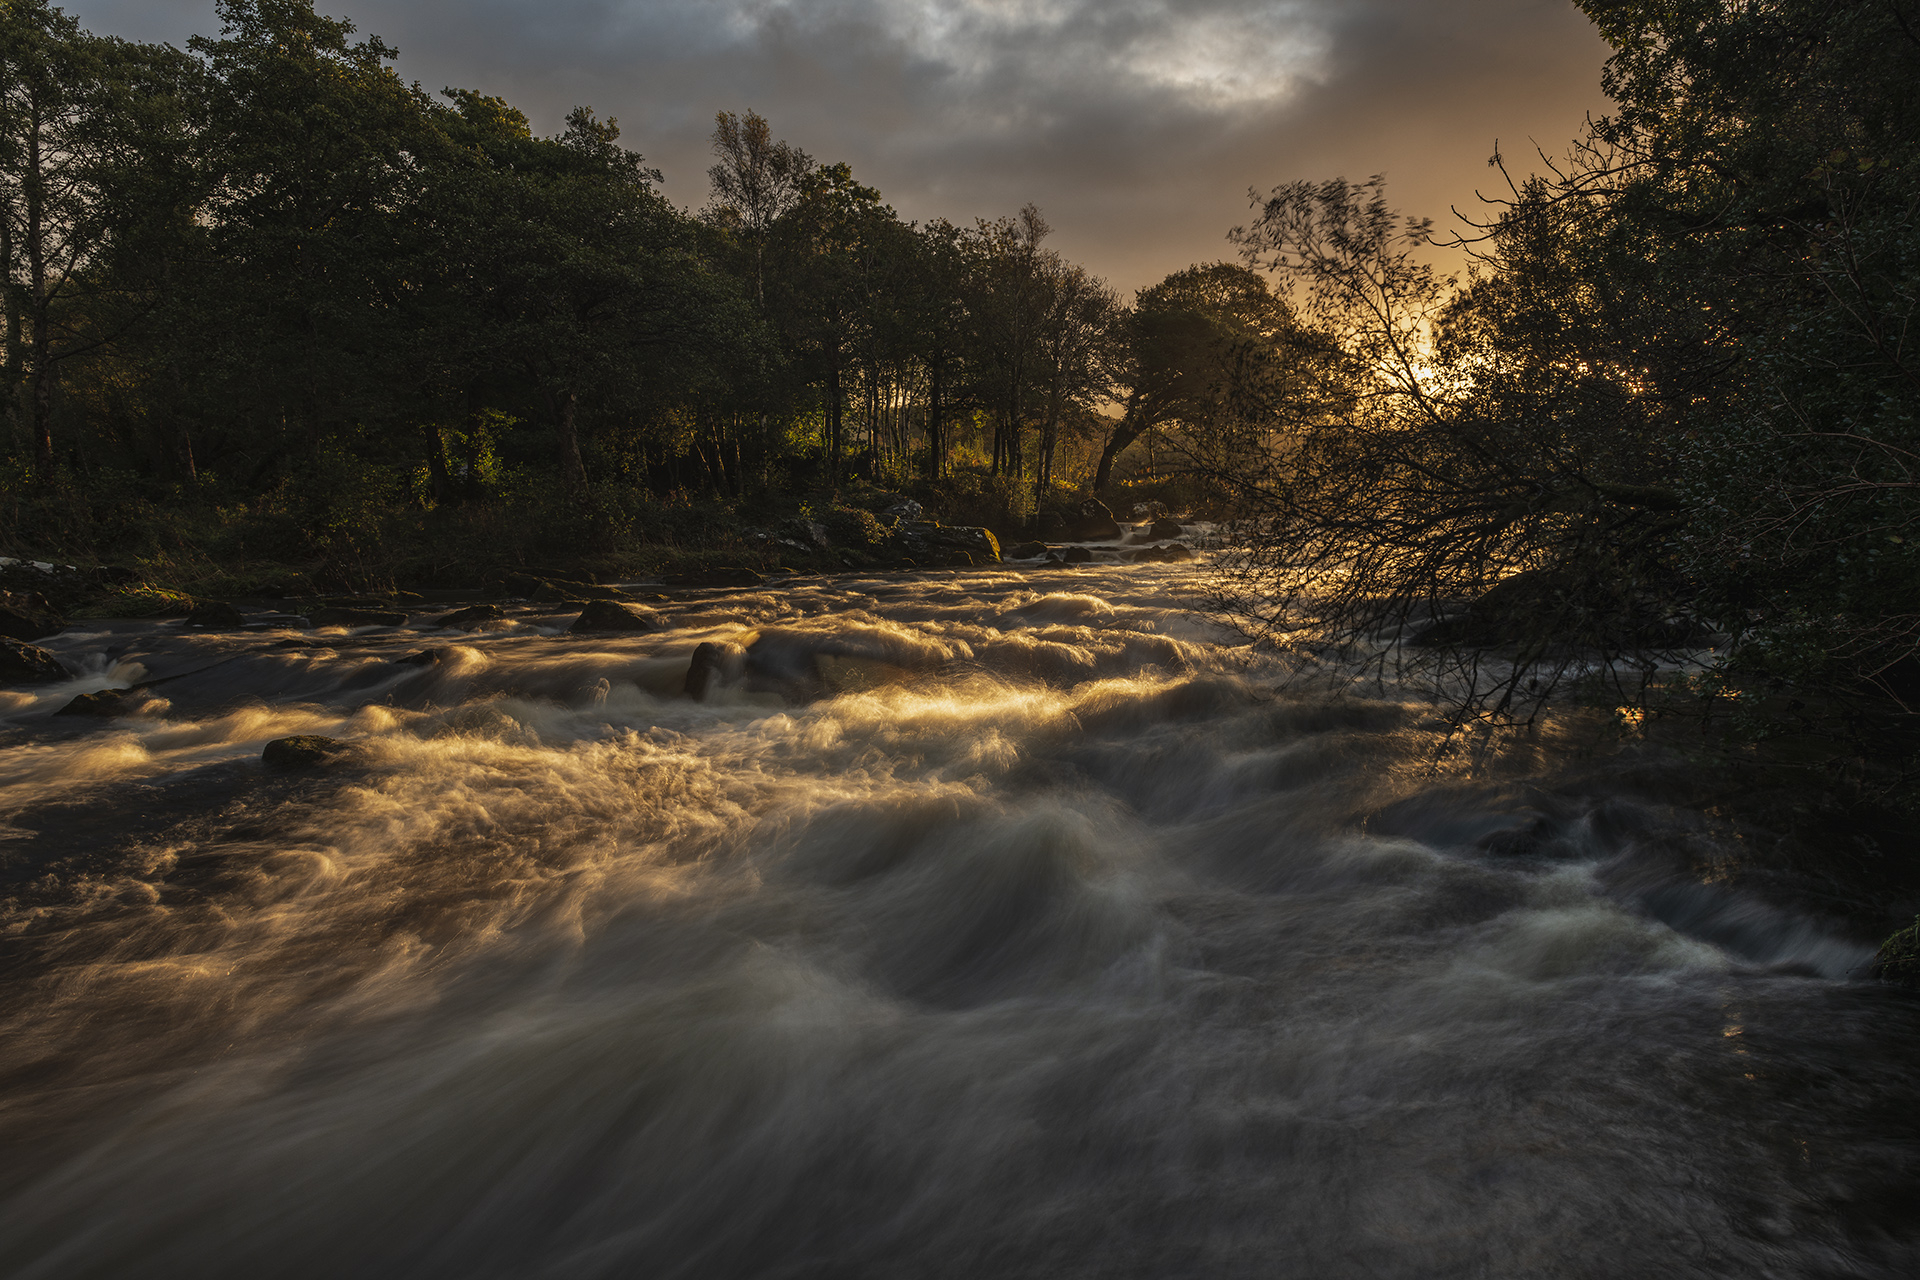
{"left": 2, "top": 560, "right": 1916, "bottom": 1278}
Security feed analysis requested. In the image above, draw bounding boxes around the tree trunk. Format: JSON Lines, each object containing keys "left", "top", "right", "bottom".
{"left": 550, "top": 387, "right": 586, "bottom": 496}
{"left": 926, "top": 355, "right": 944, "bottom": 481}
{"left": 26, "top": 105, "right": 53, "bottom": 479}
{"left": 1092, "top": 390, "right": 1145, "bottom": 495}
{"left": 827, "top": 347, "right": 843, "bottom": 484}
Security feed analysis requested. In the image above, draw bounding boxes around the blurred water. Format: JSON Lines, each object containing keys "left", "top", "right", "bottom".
{"left": 1, "top": 562, "right": 1915, "bottom": 1278}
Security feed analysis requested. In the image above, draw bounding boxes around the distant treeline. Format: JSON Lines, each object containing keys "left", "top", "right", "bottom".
{"left": 0, "top": 0, "right": 1293, "bottom": 563}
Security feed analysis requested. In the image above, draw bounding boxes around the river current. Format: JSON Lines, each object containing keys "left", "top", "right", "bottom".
{"left": 1, "top": 561, "right": 1916, "bottom": 1278}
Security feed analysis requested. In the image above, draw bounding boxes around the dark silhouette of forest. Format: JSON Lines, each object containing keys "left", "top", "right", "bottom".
{"left": 5, "top": 0, "right": 1920, "bottom": 784}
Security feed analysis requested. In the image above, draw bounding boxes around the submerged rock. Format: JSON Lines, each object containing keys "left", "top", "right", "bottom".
{"left": 262, "top": 735, "right": 350, "bottom": 770}
{"left": 431, "top": 604, "right": 504, "bottom": 631}
{"left": 307, "top": 607, "right": 407, "bottom": 628}
{"left": 1131, "top": 543, "right": 1194, "bottom": 564}
{"left": 392, "top": 648, "right": 449, "bottom": 667}
{"left": 0, "top": 637, "right": 71, "bottom": 684}
{"left": 570, "top": 600, "right": 664, "bottom": 634}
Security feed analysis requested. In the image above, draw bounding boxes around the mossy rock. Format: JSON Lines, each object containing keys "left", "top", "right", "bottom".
{"left": 1873, "top": 916, "right": 1920, "bottom": 989}
{"left": 73, "top": 585, "right": 195, "bottom": 619}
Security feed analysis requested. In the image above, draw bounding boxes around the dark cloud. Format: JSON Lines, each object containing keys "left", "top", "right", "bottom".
{"left": 64, "top": 0, "right": 1613, "bottom": 293}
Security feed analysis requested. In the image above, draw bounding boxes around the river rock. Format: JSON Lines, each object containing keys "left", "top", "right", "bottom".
{"left": 307, "top": 607, "right": 407, "bottom": 628}
{"left": 182, "top": 599, "right": 247, "bottom": 629}
{"left": 1007, "top": 541, "right": 1049, "bottom": 560}
{"left": 891, "top": 521, "right": 1001, "bottom": 566}
{"left": 1066, "top": 498, "right": 1123, "bottom": 541}
{"left": 570, "top": 600, "right": 664, "bottom": 633}
{"left": 56, "top": 689, "right": 128, "bottom": 717}
{"left": 879, "top": 496, "right": 924, "bottom": 526}
{"left": 0, "top": 558, "right": 92, "bottom": 610}
{"left": 1132, "top": 543, "right": 1194, "bottom": 563}
{"left": 1062, "top": 547, "right": 1093, "bottom": 564}
{"left": 262, "top": 735, "right": 350, "bottom": 770}
{"left": 392, "top": 648, "right": 449, "bottom": 667}
{"left": 431, "top": 604, "right": 504, "bottom": 630}
{"left": 684, "top": 640, "right": 749, "bottom": 701}
{"left": 0, "top": 592, "right": 64, "bottom": 640}
{"left": 1, "top": 637, "right": 72, "bottom": 684}
{"left": 1873, "top": 916, "right": 1920, "bottom": 988}
{"left": 1148, "top": 517, "right": 1184, "bottom": 540}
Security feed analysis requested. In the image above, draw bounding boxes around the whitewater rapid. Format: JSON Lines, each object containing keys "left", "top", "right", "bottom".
{"left": 1, "top": 563, "right": 1914, "bottom": 1278}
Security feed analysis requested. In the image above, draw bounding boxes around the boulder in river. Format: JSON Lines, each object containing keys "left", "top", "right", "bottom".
{"left": 262, "top": 735, "right": 350, "bottom": 770}
{"left": 570, "top": 600, "right": 664, "bottom": 633}
{"left": 1147, "top": 517, "right": 1184, "bottom": 540}
{"left": 891, "top": 521, "right": 1001, "bottom": 566}
{"left": 431, "top": 604, "right": 504, "bottom": 630}
{"left": 306, "top": 607, "right": 407, "bottom": 628}
{"left": 0, "top": 637, "right": 72, "bottom": 684}
{"left": 182, "top": 599, "right": 247, "bottom": 630}
{"left": 0, "top": 591, "right": 65, "bottom": 641}
{"left": 1007, "top": 541, "right": 1049, "bottom": 560}
{"left": 1062, "top": 547, "right": 1093, "bottom": 564}
{"left": 1065, "top": 498, "right": 1122, "bottom": 541}
{"left": 55, "top": 689, "right": 129, "bottom": 717}
{"left": 1131, "top": 543, "right": 1194, "bottom": 564}
{"left": 684, "top": 640, "right": 749, "bottom": 701}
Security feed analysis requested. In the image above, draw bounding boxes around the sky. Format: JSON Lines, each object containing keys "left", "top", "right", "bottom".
{"left": 63, "top": 0, "right": 1616, "bottom": 296}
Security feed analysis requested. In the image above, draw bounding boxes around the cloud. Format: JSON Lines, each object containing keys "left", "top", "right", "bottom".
{"left": 62, "top": 0, "right": 1614, "bottom": 293}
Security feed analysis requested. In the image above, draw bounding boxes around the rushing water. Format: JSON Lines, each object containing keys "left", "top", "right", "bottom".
{"left": 1, "top": 561, "right": 1916, "bottom": 1278}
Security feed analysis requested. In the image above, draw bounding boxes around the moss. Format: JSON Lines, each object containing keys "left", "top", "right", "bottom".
{"left": 72, "top": 585, "right": 194, "bottom": 618}
{"left": 1873, "top": 916, "right": 1920, "bottom": 989}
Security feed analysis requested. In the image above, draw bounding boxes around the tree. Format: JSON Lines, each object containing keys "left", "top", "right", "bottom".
{"left": 1094, "top": 262, "right": 1295, "bottom": 494}
{"left": 0, "top": 1, "right": 196, "bottom": 479}
{"left": 704, "top": 108, "right": 812, "bottom": 306}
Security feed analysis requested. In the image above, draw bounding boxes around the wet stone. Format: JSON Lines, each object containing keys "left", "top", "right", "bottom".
{"left": 1008, "top": 541, "right": 1049, "bottom": 560}
{"left": 55, "top": 689, "right": 129, "bottom": 717}
{"left": 0, "top": 637, "right": 71, "bottom": 684}
{"left": 261, "top": 735, "right": 350, "bottom": 770}
{"left": 307, "top": 607, "right": 407, "bottom": 628}
{"left": 0, "top": 593, "right": 65, "bottom": 641}
{"left": 182, "top": 599, "right": 247, "bottom": 629}
{"left": 432, "top": 604, "right": 504, "bottom": 631}
{"left": 569, "top": 600, "right": 664, "bottom": 634}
